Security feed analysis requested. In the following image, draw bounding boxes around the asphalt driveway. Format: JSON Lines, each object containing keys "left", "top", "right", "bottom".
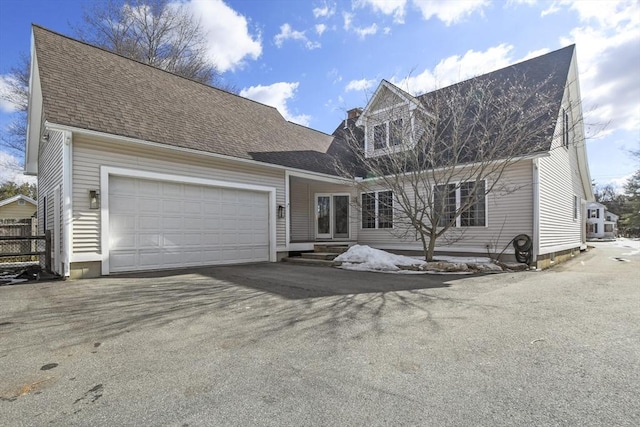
{"left": 1, "top": 243, "right": 639, "bottom": 426}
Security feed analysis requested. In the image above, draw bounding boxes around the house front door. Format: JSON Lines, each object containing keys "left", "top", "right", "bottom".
{"left": 315, "top": 194, "right": 350, "bottom": 240}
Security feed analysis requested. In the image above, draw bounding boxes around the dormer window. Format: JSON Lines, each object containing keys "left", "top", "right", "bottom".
{"left": 372, "top": 118, "right": 405, "bottom": 150}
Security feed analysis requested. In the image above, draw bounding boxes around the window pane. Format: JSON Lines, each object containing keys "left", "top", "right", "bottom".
{"left": 373, "top": 124, "right": 386, "bottom": 149}
{"left": 460, "top": 181, "right": 485, "bottom": 226}
{"left": 333, "top": 195, "right": 349, "bottom": 236}
{"left": 434, "top": 184, "right": 456, "bottom": 227}
{"left": 361, "top": 193, "right": 376, "bottom": 229}
{"left": 378, "top": 191, "right": 393, "bottom": 229}
{"left": 389, "top": 118, "right": 403, "bottom": 146}
{"left": 317, "top": 196, "right": 331, "bottom": 234}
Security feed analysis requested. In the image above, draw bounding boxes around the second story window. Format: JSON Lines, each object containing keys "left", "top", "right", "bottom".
{"left": 371, "top": 118, "right": 406, "bottom": 150}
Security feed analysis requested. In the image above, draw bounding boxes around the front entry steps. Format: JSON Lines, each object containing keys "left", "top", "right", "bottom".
{"left": 282, "top": 244, "right": 350, "bottom": 266}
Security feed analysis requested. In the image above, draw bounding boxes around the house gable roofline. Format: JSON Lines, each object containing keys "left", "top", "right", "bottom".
{"left": 0, "top": 194, "right": 37, "bottom": 207}
{"left": 355, "top": 80, "right": 427, "bottom": 127}
{"left": 30, "top": 24, "right": 337, "bottom": 174}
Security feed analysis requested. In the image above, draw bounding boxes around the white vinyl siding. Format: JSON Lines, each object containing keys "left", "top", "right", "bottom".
{"left": 37, "top": 129, "right": 64, "bottom": 272}
{"left": 0, "top": 201, "right": 36, "bottom": 219}
{"left": 289, "top": 179, "right": 311, "bottom": 241}
{"left": 71, "top": 134, "right": 286, "bottom": 255}
{"left": 289, "top": 178, "right": 356, "bottom": 242}
{"left": 538, "top": 86, "right": 586, "bottom": 253}
{"left": 357, "top": 161, "right": 534, "bottom": 254}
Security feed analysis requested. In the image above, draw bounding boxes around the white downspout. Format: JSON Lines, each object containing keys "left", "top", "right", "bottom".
{"left": 62, "top": 131, "right": 72, "bottom": 277}
{"left": 532, "top": 158, "right": 540, "bottom": 265}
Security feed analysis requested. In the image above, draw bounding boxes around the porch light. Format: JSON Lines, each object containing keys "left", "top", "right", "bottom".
{"left": 89, "top": 190, "right": 100, "bottom": 210}
{"left": 278, "top": 204, "right": 285, "bottom": 219}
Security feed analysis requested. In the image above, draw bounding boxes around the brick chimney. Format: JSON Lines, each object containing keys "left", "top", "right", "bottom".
{"left": 347, "top": 107, "right": 363, "bottom": 120}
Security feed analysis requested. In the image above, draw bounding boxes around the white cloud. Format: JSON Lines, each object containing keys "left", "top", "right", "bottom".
{"left": 328, "top": 68, "right": 342, "bottom": 84}
{"left": 391, "top": 44, "right": 521, "bottom": 94}
{"left": 345, "top": 78, "right": 376, "bottom": 92}
{"left": 354, "top": 23, "right": 378, "bottom": 38}
{"left": 240, "top": 82, "right": 311, "bottom": 126}
{"left": 315, "top": 23, "right": 327, "bottom": 35}
{"left": 186, "top": 0, "right": 262, "bottom": 73}
{"left": 0, "top": 151, "right": 35, "bottom": 185}
{"left": 0, "top": 75, "right": 21, "bottom": 113}
{"left": 342, "top": 12, "right": 378, "bottom": 39}
{"left": 411, "top": 0, "right": 489, "bottom": 25}
{"left": 274, "top": 23, "right": 321, "bottom": 50}
{"left": 343, "top": 12, "right": 354, "bottom": 30}
{"left": 355, "top": 0, "right": 407, "bottom": 23}
{"left": 557, "top": 0, "right": 640, "bottom": 134}
{"left": 313, "top": 2, "right": 336, "bottom": 18}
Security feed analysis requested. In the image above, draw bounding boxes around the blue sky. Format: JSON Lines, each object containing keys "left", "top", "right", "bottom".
{"left": 0, "top": 0, "right": 638, "bottom": 190}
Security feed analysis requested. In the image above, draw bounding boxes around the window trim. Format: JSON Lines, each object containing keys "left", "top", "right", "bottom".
{"left": 361, "top": 190, "right": 394, "bottom": 230}
{"left": 433, "top": 180, "right": 488, "bottom": 228}
{"left": 367, "top": 116, "right": 410, "bottom": 153}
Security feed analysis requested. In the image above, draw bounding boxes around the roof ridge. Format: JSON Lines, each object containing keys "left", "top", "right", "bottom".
{"left": 31, "top": 24, "right": 285, "bottom": 117}
{"left": 286, "top": 120, "right": 332, "bottom": 137}
{"left": 415, "top": 44, "right": 575, "bottom": 97}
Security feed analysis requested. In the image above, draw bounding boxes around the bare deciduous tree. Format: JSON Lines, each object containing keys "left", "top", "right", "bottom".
{"left": 0, "top": 54, "right": 30, "bottom": 157}
{"left": 74, "top": 0, "right": 220, "bottom": 85}
{"left": 336, "top": 73, "right": 569, "bottom": 261}
{"left": 1, "top": 0, "right": 234, "bottom": 161}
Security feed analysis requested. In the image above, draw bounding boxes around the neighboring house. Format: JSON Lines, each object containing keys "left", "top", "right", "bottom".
{"left": 0, "top": 195, "right": 37, "bottom": 220}
{"left": 25, "top": 26, "right": 593, "bottom": 278}
{"left": 586, "top": 201, "right": 618, "bottom": 239}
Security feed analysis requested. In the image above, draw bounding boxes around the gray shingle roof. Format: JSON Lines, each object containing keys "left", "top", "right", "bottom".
{"left": 328, "top": 45, "right": 575, "bottom": 175}
{"left": 33, "top": 25, "right": 336, "bottom": 174}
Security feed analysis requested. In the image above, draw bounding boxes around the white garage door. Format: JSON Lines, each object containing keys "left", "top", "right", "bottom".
{"left": 108, "top": 176, "right": 270, "bottom": 273}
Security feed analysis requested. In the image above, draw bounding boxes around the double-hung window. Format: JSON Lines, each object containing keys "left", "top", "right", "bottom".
{"left": 361, "top": 190, "right": 393, "bottom": 229}
{"left": 371, "top": 118, "right": 405, "bottom": 150}
{"left": 434, "top": 181, "right": 486, "bottom": 227}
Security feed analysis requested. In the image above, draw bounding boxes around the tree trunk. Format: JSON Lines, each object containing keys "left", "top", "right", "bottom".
{"left": 426, "top": 234, "right": 437, "bottom": 262}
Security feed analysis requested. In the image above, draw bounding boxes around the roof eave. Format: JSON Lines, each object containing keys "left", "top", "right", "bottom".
{"left": 25, "top": 28, "right": 42, "bottom": 176}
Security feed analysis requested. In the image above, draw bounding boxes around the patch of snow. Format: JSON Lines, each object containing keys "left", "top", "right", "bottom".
{"left": 334, "top": 245, "right": 423, "bottom": 272}
{"left": 334, "top": 244, "right": 507, "bottom": 274}
{"left": 614, "top": 238, "right": 640, "bottom": 256}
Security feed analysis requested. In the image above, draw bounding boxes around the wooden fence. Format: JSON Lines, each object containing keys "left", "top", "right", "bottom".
{"left": 0, "top": 218, "right": 50, "bottom": 270}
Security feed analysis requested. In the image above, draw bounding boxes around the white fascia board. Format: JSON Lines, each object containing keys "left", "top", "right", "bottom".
{"left": 356, "top": 80, "right": 427, "bottom": 127}
{"left": 24, "top": 32, "right": 42, "bottom": 176}
{"left": 0, "top": 194, "right": 37, "bottom": 207}
{"left": 44, "top": 122, "right": 348, "bottom": 184}
{"left": 361, "top": 153, "right": 549, "bottom": 184}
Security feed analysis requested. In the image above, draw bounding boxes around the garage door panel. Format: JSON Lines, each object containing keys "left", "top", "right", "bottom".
{"left": 162, "top": 182, "right": 182, "bottom": 197}
{"left": 139, "top": 216, "right": 161, "bottom": 229}
{"left": 111, "top": 251, "right": 138, "bottom": 271}
{"left": 139, "top": 180, "right": 161, "bottom": 196}
{"left": 183, "top": 201, "right": 202, "bottom": 213}
{"left": 163, "top": 200, "right": 183, "bottom": 214}
{"left": 111, "top": 196, "right": 137, "bottom": 213}
{"left": 109, "top": 176, "right": 270, "bottom": 273}
{"left": 162, "top": 216, "right": 183, "bottom": 230}
{"left": 138, "top": 197, "right": 161, "bottom": 212}
{"left": 203, "top": 203, "right": 220, "bottom": 215}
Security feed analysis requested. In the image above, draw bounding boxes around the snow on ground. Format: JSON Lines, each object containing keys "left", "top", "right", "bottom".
{"left": 334, "top": 244, "right": 500, "bottom": 274}
{"left": 333, "top": 245, "right": 423, "bottom": 272}
{"left": 614, "top": 238, "right": 640, "bottom": 256}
